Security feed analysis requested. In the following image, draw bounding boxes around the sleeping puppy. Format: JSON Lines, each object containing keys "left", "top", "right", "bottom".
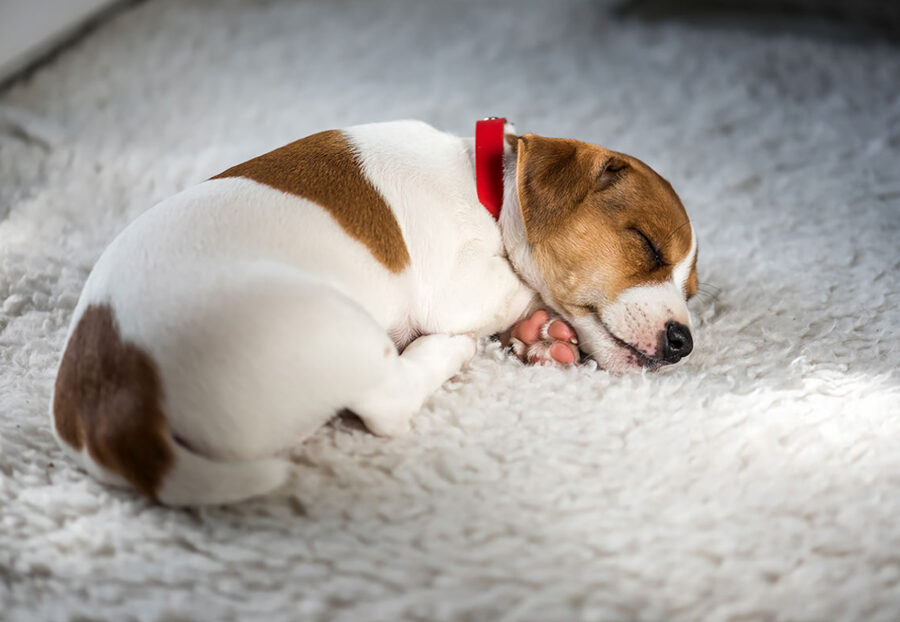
{"left": 50, "top": 119, "right": 698, "bottom": 505}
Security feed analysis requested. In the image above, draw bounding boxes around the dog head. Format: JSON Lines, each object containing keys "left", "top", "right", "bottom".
{"left": 508, "top": 133, "right": 698, "bottom": 372}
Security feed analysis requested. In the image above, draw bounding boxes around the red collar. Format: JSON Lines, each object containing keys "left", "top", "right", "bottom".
{"left": 475, "top": 117, "right": 506, "bottom": 220}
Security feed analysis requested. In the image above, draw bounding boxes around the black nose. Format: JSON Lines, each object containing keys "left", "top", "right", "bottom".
{"left": 662, "top": 321, "right": 693, "bottom": 363}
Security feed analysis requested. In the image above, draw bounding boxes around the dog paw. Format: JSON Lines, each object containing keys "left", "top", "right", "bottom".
{"left": 448, "top": 333, "right": 479, "bottom": 366}
{"left": 363, "top": 412, "right": 412, "bottom": 438}
{"left": 404, "top": 333, "right": 477, "bottom": 367}
{"left": 501, "top": 309, "right": 580, "bottom": 366}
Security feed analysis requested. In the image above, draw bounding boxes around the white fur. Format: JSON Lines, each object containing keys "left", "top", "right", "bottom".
{"left": 672, "top": 224, "right": 698, "bottom": 295}
{"left": 600, "top": 282, "right": 691, "bottom": 357}
{"left": 499, "top": 142, "right": 550, "bottom": 310}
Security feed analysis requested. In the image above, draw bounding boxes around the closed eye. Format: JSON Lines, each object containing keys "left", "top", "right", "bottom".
{"left": 630, "top": 227, "right": 665, "bottom": 268}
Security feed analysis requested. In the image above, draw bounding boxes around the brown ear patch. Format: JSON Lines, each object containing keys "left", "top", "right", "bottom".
{"left": 596, "top": 155, "right": 629, "bottom": 192}
{"left": 212, "top": 130, "right": 410, "bottom": 273}
{"left": 516, "top": 134, "right": 599, "bottom": 245}
{"left": 53, "top": 304, "right": 173, "bottom": 499}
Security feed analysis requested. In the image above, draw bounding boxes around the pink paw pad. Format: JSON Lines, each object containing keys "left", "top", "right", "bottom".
{"left": 504, "top": 309, "right": 581, "bottom": 366}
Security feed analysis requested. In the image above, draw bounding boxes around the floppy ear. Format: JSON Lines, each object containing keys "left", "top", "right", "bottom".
{"left": 596, "top": 155, "right": 629, "bottom": 192}
{"left": 515, "top": 134, "right": 601, "bottom": 244}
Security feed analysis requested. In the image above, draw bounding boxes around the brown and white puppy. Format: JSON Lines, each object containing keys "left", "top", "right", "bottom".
{"left": 50, "top": 120, "right": 697, "bottom": 505}
{"left": 506, "top": 133, "right": 697, "bottom": 372}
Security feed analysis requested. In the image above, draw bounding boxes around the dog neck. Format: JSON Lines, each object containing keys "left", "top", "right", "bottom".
{"left": 463, "top": 134, "right": 549, "bottom": 302}
{"left": 497, "top": 149, "right": 555, "bottom": 305}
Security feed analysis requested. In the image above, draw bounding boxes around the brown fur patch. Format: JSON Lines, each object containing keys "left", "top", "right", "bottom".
{"left": 212, "top": 130, "right": 410, "bottom": 273}
{"left": 515, "top": 134, "right": 694, "bottom": 311}
{"left": 53, "top": 304, "right": 173, "bottom": 499}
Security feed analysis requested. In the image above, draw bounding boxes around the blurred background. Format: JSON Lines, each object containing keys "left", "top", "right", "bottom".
{"left": 3, "top": 0, "right": 899, "bottom": 85}
{"left": 1, "top": 0, "right": 898, "bottom": 223}
{"left": 1, "top": 0, "right": 897, "bottom": 301}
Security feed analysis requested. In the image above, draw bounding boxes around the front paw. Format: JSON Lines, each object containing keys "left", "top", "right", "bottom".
{"left": 500, "top": 309, "right": 581, "bottom": 366}
{"left": 403, "top": 332, "right": 478, "bottom": 372}
{"left": 363, "top": 413, "right": 411, "bottom": 438}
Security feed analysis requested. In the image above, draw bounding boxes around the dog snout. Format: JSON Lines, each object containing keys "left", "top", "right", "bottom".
{"left": 661, "top": 321, "right": 693, "bottom": 363}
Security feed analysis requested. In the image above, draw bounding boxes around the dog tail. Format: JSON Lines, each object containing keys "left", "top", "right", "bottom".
{"left": 51, "top": 302, "right": 291, "bottom": 506}
{"left": 155, "top": 437, "right": 291, "bottom": 506}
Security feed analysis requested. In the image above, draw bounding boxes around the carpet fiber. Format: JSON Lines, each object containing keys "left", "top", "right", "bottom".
{"left": 1, "top": 1, "right": 899, "bottom": 620}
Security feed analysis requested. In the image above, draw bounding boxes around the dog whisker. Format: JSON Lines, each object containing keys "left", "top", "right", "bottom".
{"left": 696, "top": 282, "right": 722, "bottom": 296}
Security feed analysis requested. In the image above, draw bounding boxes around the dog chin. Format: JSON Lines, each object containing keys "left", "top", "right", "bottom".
{"left": 579, "top": 322, "right": 663, "bottom": 373}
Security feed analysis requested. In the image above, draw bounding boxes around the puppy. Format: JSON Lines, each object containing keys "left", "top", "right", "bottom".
{"left": 50, "top": 119, "right": 697, "bottom": 505}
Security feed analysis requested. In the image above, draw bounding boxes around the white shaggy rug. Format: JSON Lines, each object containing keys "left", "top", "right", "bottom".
{"left": 2, "top": 1, "right": 899, "bottom": 620}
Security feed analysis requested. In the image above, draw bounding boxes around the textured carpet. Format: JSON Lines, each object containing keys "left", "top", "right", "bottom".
{"left": 1, "top": 1, "right": 899, "bottom": 620}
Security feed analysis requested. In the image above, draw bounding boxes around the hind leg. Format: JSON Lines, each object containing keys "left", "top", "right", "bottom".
{"left": 143, "top": 261, "right": 412, "bottom": 460}
{"left": 349, "top": 333, "right": 476, "bottom": 436}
